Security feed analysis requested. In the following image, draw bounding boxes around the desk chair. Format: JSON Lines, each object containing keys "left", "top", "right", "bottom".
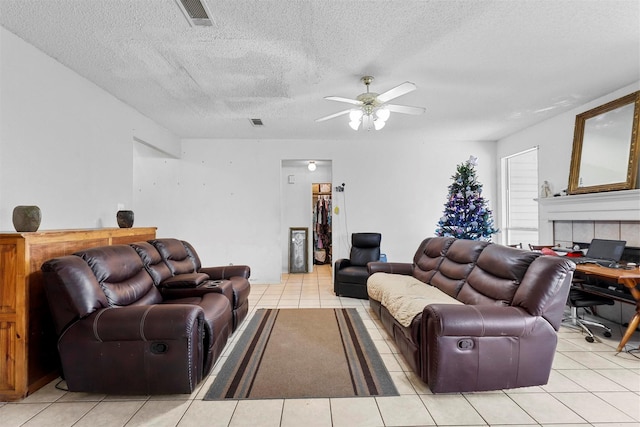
{"left": 564, "top": 286, "right": 614, "bottom": 343}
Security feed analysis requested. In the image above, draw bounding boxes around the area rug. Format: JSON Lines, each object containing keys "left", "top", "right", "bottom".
{"left": 204, "top": 308, "right": 398, "bottom": 400}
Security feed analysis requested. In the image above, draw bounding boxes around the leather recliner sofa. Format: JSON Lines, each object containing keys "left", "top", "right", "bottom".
{"left": 140, "top": 238, "right": 250, "bottom": 331}
{"left": 367, "top": 236, "right": 575, "bottom": 393}
{"left": 41, "top": 240, "right": 251, "bottom": 395}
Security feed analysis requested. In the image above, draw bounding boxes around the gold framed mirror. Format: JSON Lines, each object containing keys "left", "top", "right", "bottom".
{"left": 568, "top": 91, "right": 640, "bottom": 194}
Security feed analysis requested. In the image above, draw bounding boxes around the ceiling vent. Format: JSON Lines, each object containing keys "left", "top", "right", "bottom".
{"left": 175, "top": 0, "right": 213, "bottom": 27}
{"left": 250, "top": 118, "right": 264, "bottom": 127}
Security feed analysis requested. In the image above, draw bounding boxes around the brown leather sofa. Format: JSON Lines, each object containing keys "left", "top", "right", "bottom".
{"left": 367, "top": 236, "right": 575, "bottom": 393}
{"left": 41, "top": 239, "right": 251, "bottom": 395}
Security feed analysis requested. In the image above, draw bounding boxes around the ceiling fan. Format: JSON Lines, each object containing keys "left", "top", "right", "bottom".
{"left": 316, "top": 76, "right": 426, "bottom": 131}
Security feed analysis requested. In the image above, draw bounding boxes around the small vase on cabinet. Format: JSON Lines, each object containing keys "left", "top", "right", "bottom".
{"left": 12, "top": 205, "right": 42, "bottom": 232}
{"left": 116, "top": 210, "right": 134, "bottom": 228}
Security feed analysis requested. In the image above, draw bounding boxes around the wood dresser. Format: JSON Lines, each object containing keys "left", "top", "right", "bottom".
{"left": 0, "top": 227, "right": 157, "bottom": 401}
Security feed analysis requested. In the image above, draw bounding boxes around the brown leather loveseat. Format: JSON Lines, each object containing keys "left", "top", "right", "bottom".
{"left": 367, "top": 236, "right": 575, "bottom": 393}
{"left": 41, "top": 238, "right": 250, "bottom": 395}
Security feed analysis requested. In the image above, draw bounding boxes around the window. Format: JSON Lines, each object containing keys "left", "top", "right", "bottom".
{"left": 502, "top": 148, "right": 539, "bottom": 247}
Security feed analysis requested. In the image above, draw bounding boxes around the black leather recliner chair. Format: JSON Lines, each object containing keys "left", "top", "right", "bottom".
{"left": 334, "top": 233, "right": 381, "bottom": 299}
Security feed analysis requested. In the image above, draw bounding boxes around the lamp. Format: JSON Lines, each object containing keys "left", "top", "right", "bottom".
{"left": 308, "top": 161, "right": 316, "bottom": 171}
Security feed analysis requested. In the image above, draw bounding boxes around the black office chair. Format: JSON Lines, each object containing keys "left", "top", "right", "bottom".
{"left": 564, "top": 286, "right": 614, "bottom": 342}
{"left": 334, "top": 233, "right": 381, "bottom": 299}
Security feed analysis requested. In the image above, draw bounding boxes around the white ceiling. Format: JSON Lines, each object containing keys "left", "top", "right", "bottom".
{"left": 1, "top": 0, "right": 638, "bottom": 142}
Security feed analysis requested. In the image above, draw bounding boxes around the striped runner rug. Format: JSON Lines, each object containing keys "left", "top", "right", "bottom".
{"left": 204, "top": 308, "right": 398, "bottom": 399}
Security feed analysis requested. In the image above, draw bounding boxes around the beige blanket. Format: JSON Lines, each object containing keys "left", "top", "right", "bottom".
{"left": 367, "top": 272, "right": 462, "bottom": 327}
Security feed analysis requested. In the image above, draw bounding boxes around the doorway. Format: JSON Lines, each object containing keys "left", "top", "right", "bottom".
{"left": 312, "top": 182, "right": 332, "bottom": 265}
{"left": 280, "top": 160, "right": 332, "bottom": 273}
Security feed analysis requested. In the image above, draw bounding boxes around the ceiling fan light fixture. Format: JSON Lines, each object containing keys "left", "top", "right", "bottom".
{"left": 317, "top": 75, "right": 424, "bottom": 131}
{"left": 349, "top": 109, "right": 363, "bottom": 121}
{"left": 376, "top": 107, "right": 390, "bottom": 122}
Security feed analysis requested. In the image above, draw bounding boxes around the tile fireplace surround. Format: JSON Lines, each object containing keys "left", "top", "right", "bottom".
{"left": 537, "top": 189, "right": 640, "bottom": 325}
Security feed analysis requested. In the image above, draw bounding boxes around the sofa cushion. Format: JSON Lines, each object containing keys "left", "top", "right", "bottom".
{"left": 412, "top": 237, "right": 454, "bottom": 284}
{"left": 335, "top": 265, "right": 369, "bottom": 285}
{"left": 130, "top": 241, "right": 173, "bottom": 285}
{"left": 152, "top": 238, "right": 197, "bottom": 275}
{"left": 75, "top": 245, "right": 162, "bottom": 307}
{"left": 350, "top": 233, "right": 382, "bottom": 266}
{"left": 368, "top": 272, "right": 462, "bottom": 327}
{"left": 457, "top": 244, "right": 540, "bottom": 305}
{"left": 429, "top": 239, "right": 488, "bottom": 298}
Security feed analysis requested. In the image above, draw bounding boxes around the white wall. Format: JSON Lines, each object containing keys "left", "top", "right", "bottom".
{"left": 134, "top": 137, "right": 497, "bottom": 283}
{"left": 0, "top": 26, "right": 179, "bottom": 231}
{"left": 496, "top": 81, "right": 640, "bottom": 243}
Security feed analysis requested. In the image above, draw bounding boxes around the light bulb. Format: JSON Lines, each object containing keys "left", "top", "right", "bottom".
{"left": 308, "top": 161, "right": 316, "bottom": 171}
{"left": 376, "top": 107, "right": 390, "bottom": 122}
{"left": 374, "top": 119, "right": 386, "bottom": 130}
{"left": 349, "top": 109, "right": 363, "bottom": 121}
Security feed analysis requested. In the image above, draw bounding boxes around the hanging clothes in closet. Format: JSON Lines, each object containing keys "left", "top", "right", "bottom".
{"left": 313, "top": 194, "right": 332, "bottom": 264}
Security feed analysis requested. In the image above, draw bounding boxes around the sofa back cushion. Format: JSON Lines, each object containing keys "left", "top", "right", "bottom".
{"left": 457, "top": 244, "right": 540, "bottom": 305}
{"left": 429, "top": 239, "right": 488, "bottom": 298}
{"left": 41, "top": 255, "right": 110, "bottom": 335}
{"left": 151, "top": 238, "right": 197, "bottom": 275}
{"left": 75, "top": 245, "right": 161, "bottom": 306}
{"left": 350, "top": 233, "right": 381, "bottom": 267}
{"left": 182, "top": 240, "right": 202, "bottom": 271}
{"left": 412, "top": 237, "right": 454, "bottom": 284}
{"left": 130, "top": 241, "right": 173, "bottom": 285}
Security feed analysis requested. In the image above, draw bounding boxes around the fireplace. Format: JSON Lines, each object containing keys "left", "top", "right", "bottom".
{"left": 537, "top": 189, "right": 640, "bottom": 327}
{"left": 537, "top": 189, "right": 640, "bottom": 249}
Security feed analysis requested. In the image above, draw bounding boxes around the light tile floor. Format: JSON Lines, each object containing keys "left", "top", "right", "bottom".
{"left": 2, "top": 264, "right": 639, "bottom": 426}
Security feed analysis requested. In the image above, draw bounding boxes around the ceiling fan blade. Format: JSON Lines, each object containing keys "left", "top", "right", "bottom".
{"left": 324, "top": 96, "right": 363, "bottom": 106}
{"left": 376, "top": 81, "right": 417, "bottom": 103}
{"left": 315, "top": 109, "right": 351, "bottom": 122}
{"left": 386, "top": 104, "right": 426, "bottom": 115}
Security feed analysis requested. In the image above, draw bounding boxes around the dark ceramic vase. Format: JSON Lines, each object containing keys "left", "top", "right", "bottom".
{"left": 116, "top": 210, "right": 134, "bottom": 228}
{"left": 12, "top": 205, "right": 42, "bottom": 232}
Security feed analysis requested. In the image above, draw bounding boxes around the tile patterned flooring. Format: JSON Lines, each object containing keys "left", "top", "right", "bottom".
{"left": 2, "top": 264, "right": 639, "bottom": 426}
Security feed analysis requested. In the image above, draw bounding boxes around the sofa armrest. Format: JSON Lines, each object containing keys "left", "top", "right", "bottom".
{"left": 421, "top": 303, "right": 558, "bottom": 393}
{"left": 200, "top": 265, "right": 250, "bottom": 280}
{"left": 334, "top": 258, "right": 352, "bottom": 270}
{"left": 368, "top": 262, "right": 413, "bottom": 275}
{"left": 159, "top": 272, "right": 209, "bottom": 288}
{"left": 159, "top": 280, "right": 231, "bottom": 300}
{"left": 63, "top": 304, "right": 204, "bottom": 342}
{"left": 423, "top": 304, "right": 534, "bottom": 337}
{"left": 58, "top": 304, "right": 206, "bottom": 394}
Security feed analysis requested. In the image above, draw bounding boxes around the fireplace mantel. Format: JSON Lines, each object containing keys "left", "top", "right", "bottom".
{"left": 537, "top": 189, "right": 640, "bottom": 222}
{"left": 536, "top": 189, "right": 640, "bottom": 243}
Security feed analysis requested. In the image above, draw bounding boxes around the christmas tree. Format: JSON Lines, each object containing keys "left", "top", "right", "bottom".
{"left": 435, "top": 155, "right": 498, "bottom": 241}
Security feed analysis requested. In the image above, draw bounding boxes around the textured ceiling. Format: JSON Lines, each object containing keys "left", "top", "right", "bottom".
{"left": 0, "top": 0, "right": 638, "bottom": 141}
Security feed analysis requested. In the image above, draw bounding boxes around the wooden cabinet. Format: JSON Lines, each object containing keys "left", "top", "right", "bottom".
{"left": 0, "top": 227, "right": 156, "bottom": 401}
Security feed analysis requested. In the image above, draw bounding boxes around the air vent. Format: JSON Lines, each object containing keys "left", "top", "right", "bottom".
{"left": 175, "top": 0, "right": 213, "bottom": 27}
{"left": 250, "top": 119, "right": 264, "bottom": 127}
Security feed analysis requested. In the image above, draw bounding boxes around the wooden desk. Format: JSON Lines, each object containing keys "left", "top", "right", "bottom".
{"left": 0, "top": 227, "right": 157, "bottom": 401}
{"left": 575, "top": 263, "right": 640, "bottom": 352}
